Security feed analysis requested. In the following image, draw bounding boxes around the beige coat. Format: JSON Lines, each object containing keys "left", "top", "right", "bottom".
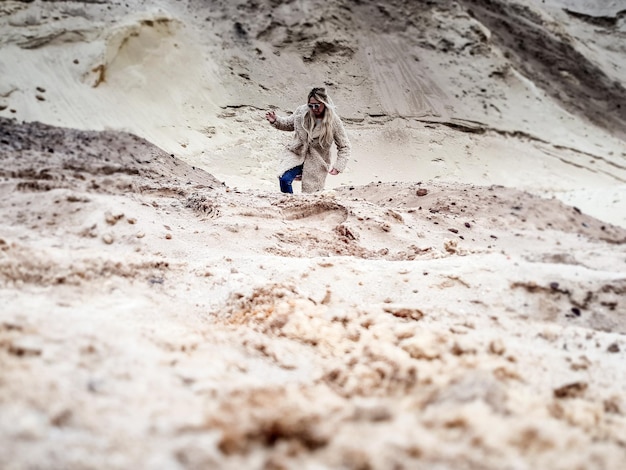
{"left": 272, "top": 104, "right": 351, "bottom": 193}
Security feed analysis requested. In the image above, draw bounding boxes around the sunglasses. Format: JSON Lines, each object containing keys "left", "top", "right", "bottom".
{"left": 308, "top": 103, "right": 322, "bottom": 110}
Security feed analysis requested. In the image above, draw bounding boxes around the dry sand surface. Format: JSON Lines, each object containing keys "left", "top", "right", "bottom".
{"left": 1, "top": 0, "right": 626, "bottom": 469}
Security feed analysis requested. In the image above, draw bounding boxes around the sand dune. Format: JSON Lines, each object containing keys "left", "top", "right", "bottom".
{"left": 1, "top": 0, "right": 626, "bottom": 468}
{"left": 1, "top": 115, "right": 625, "bottom": 469}
{"left": 2, "top": 0, "right": 624, "bottom": 225}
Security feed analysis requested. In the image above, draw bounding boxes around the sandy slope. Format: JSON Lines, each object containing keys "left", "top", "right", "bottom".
{"left": 1, "top": 117, "right": 626, "bottom": 469}
{"left": 1, "top": 0, "right": 625, "bottom": 226}
{"left": 1, "top": 0, "right": 626, "bottom": 468}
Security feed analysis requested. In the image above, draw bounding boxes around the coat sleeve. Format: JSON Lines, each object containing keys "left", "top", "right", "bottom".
{"left": 272, "top": 112, "right": 296, "bottom": 132}
{"left": 332, "top": 118, "right": 351, "bottom": 173}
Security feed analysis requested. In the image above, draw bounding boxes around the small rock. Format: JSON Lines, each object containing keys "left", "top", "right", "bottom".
{"left": 489, "top": 339, "right": 506, "bottom": 355}
{"left": 448, "top": 228, "right": 458, "bottom": 234}
{"left": 416, "top": 188, "right": 428, "bottom": 196}
{"left": 136, "top": 231, "right": 145, "bottom": 239}
{"left": 353, "top": 404, "right": 392, "bottom": 422}
{"left": 464, "top": 222, "right": 471, "bottom": 228}
{"left": 603, "top": 397, "right": 621, "bottom": 414}
{"left": 607, "top": 343, "right": 620, "bottom": 353}
{"left": 105, "top": 211, "right": 124, "bottom": 225}
{"left": 9, "top": 337, "right": 43, "bottom": 357}
{"left": 102, "top": 233, "right": 114, "bottom": 244}
{"left": 50, "top": 409, "right": 72, "bottom": 427}
{"left": 450, "top": 341, "right": 476, "bottom": 356}
{"left": 554, "top": 381, "right": 587, "bottom": 399}
{"left": 444, "top": 239, "right": 459, "bottom": 254}
{"left": 165, "top": 233, "right": 172, "bottom": 240}
{"left": 383, "top": 307, "right": 424, "bottom": 321}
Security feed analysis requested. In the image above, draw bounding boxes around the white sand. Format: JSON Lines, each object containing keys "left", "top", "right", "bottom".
{"left": 1, "top": 0, "right": 625, "bottom": 468}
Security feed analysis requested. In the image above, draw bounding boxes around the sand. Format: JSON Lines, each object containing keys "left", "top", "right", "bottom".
{"left": 1, "top": 0, "right": 625, "bottom": 469}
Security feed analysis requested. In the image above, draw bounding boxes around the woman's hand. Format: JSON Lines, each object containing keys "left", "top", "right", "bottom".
{"left": 329, "top": 168, "right": 339, "bottom": 175}
{"left": 265, "top": 111, "right": 277, "bottom": 124}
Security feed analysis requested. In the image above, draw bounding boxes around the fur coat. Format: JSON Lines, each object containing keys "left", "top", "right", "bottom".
{"left": 271, "top": 104, "right": 351, "bottom": 193}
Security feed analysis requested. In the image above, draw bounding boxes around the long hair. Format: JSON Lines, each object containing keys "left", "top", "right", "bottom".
{"left": 303, "top": 87, "right": 336, "bottom": 148}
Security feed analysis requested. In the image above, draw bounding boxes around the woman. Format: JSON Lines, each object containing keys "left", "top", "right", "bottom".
{"left": 265, "top": 87, "right": 351, "bottom": 193}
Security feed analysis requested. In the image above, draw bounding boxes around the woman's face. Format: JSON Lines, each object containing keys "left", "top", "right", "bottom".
{"left": 308, "top": 97, "right": 325, "bottom": 117}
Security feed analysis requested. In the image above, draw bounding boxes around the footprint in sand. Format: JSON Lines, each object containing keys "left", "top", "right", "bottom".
{"left": 281, "top": 201, "right": 348, "bottom": 227}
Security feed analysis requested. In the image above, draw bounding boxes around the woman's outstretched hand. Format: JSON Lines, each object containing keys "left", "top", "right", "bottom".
{"left": 329, "top": 168, "right": 339, "bottom": 175}
{"left": 265, "top": 111, "right": 276, "bottom": 124}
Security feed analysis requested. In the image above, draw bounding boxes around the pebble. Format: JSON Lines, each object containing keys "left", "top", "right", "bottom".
{"left": 353, "top": 404, "right": 392, "bottom": 422}
{"left": 383, "top": 307, "right": 424, "bottom": 320}
{"left": 489, "top": 339, "right": 506, "bottom": 355}
{"left": 105, "top": 211, "right": 124, "bottom": 225}
{"left": 554, "top": 381, "right": 587, "bottom": 399}
{"left": 9, "top": 337, "right": 43, "bottom": 357}
{"left": 607, "top": 343, "right": 620, "bottom": 353}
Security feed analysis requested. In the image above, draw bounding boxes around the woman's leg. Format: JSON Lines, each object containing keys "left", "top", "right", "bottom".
{"left": 279, "top": 165, "right": 303, "bottom": 193}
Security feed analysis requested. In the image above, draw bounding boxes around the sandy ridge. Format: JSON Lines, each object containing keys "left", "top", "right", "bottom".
{"left": 1, "top": 117, "right": 625, "bottom": 468}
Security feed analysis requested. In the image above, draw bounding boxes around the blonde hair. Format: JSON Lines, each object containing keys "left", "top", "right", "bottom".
{"left": 303, "top": 87, "right": 336, "bottom": 148}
